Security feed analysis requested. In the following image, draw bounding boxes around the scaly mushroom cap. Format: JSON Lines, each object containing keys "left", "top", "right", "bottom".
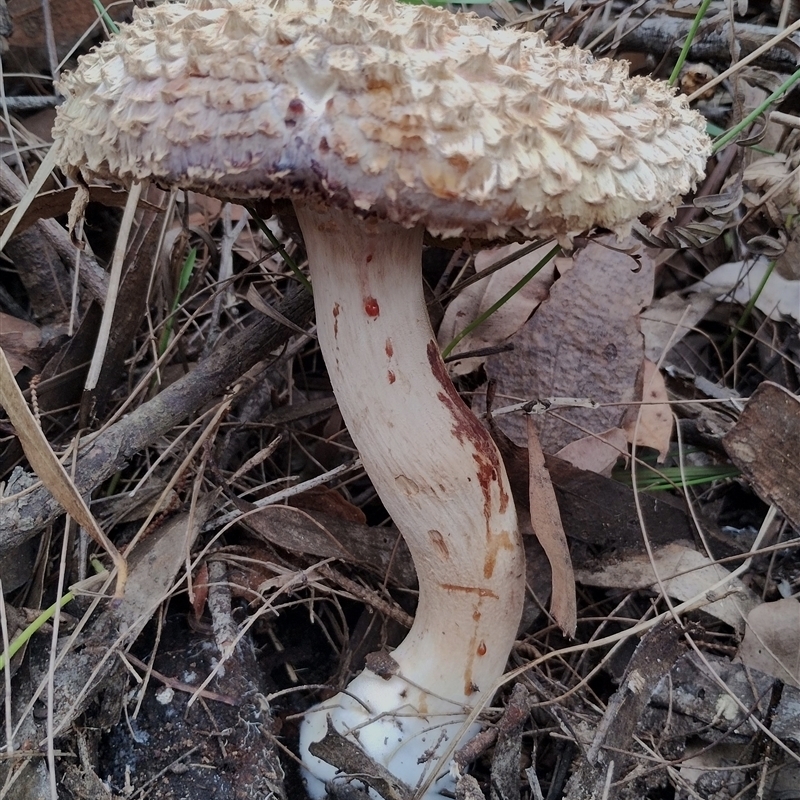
{"left": 53, "top": 0, "right": 710, "bottom": 240}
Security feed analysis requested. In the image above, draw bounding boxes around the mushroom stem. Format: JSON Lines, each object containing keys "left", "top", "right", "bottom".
{"left": 297, "top": 204, "right": 525, "bottom": 798}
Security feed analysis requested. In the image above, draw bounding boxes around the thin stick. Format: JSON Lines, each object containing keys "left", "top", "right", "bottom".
{"left": 84, "top": 181, "right": 143, "bottom": 392}
{"left": 0, "top": 147, "right": 59, "bottom": 254}
{"left": 687, "top": 15, "right": 800, "bottom": 102}
{"left": 46, "top": 521, "right": 71, "bottom": 800}
{"left": 0, "top": 581, "right": 11, "bottom": 754}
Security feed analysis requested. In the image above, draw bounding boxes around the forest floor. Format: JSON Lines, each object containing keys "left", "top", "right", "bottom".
{"left": 1, "top": 1, "right": 800, "bottom": 799}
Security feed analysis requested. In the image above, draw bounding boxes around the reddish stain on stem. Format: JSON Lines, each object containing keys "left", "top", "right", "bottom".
{"left": 483, "top": 549, "right": 496, "bottom": 580}
{"left": 427, "top": 341, "right": 509, "bottom": 508}
{"left": 429, "top": 529, "right": 449, "bottom": 559}
{"left": 426, "top": 343, "right": 504, "bottom": 483}
{"left": 426, "top": 340, "right": 512, "bottom": 578}
{"left": 440, "top": 583, "right": 499, "bottom": 599}
{"left": 385, "top": 338, "right": 393, "bottom": 358}
{"left": 484, "top": 530, "right": 515, "bottom": 580}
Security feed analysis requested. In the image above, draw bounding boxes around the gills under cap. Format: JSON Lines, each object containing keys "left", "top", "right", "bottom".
{"left": 53, "top": 0, "right": 711, "bottom": 241}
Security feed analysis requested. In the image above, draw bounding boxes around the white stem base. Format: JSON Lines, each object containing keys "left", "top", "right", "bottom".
{"left": 296, "top": 206, "right": 524, "bottom": 798}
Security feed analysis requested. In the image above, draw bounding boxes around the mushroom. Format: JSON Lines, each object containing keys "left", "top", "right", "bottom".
{"left": 51, "top": 0, "right": 711, "bottom": 796}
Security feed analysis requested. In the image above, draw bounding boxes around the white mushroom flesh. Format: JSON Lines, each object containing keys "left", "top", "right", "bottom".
{"left": 295, "top": 204, "right": 524, "bottom": 798}
{"left": 53, "top": 0, "right": 711, "bottom": 243}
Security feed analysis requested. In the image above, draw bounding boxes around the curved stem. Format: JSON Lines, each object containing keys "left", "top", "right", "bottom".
{"left": 297, "top": 204, "right": 524, "bottom": 797}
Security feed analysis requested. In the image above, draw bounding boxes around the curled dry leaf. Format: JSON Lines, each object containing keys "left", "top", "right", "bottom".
{"left": 526, "top": 416, "right": 576, "bottom": 638}
{"left": 743, "top": 152, "right": 800, "bottom": 211}
{"left": 438, "top": 241, "right": 556, "bottom": 376}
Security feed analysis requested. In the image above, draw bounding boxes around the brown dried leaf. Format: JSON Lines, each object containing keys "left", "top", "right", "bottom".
{"left": 554, "top": 427, "right": 627, "bottom": 477}
{"left": 624, "top": 359, "right": 672, "bottom": 461}
{"left": 192, "top": 562, "right": 209, "bottom": 621}
{"left": 487, "top": 398, "right": 699, "bottom": 576}
{"left": 0, "top": 347, "right": 127, "bottom": 595}
{"left": 487, "top": 238, "right": 655, "bottom": 452}
{"left": 527, "top": 416, "right": 576, "bottom": 638}
{"left": 116, "top": 496, "right": 214, "bottom": 631}
{"left": 0, "top": 312, "right": 41, "bottom": 374}
{"left": 238, "top": 504, "right": 416, "bottom": 587}
{"left": 290, "top": 486, "right": 367, "bottom": 525}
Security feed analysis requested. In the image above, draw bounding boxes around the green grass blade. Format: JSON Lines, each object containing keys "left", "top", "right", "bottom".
{"left": 668, "top": 0, "right": 713, "bottom": 86}
{"left": 158, "top": 247, "right": 197, "bottom": 357}
{"left": 0, "top": 560, "right": 107, "bottom": 672}
{"left": 246, "top": 208, "right": 313, "bottom": 294}
{"left": 441, "top": 243, "right": 560, "bottom": 360}
{"left": 0, "top": 590, "right": 75, "bottom": 672}
{"left": 615, "top": 463, "right": 740, "bottom": 492}
{"left": 91, "top": 0, "right": 119, "bottom": 34}
{"left": 713, "top": 67, "right": 800, "bottom": 153}
{"left": 722, "top": 258, "right": 776, "bottom": 350}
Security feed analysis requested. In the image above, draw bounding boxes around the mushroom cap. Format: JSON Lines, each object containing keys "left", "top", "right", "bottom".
{"left": 53, "top": 0, "right": 711, "bottom": 241}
